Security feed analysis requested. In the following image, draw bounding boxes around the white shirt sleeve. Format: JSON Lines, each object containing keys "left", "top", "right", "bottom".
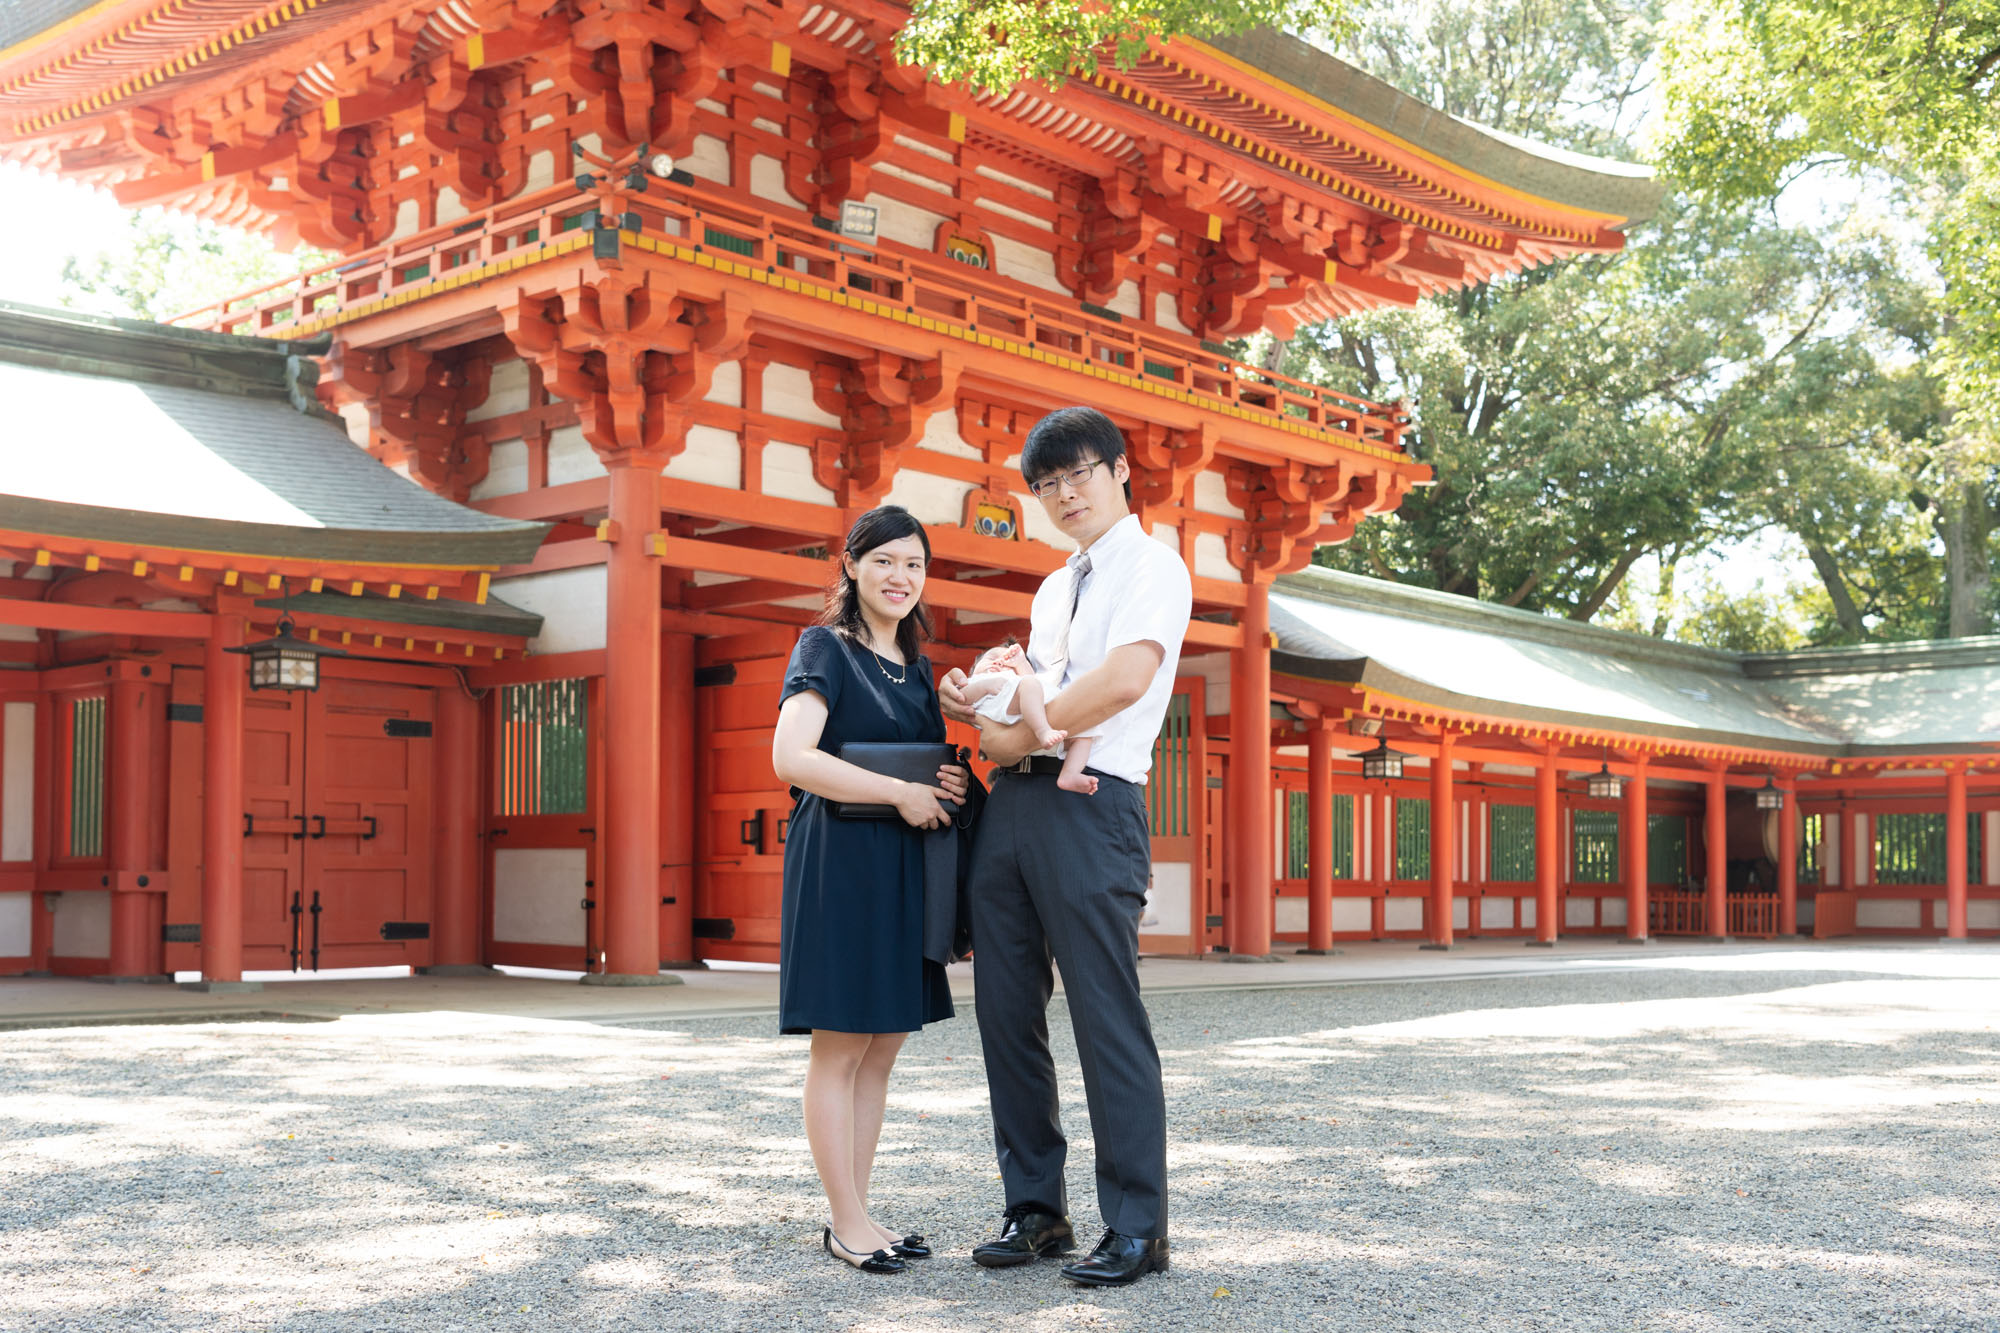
{"left": 1102, "top": 543, "right": 1192, "bottom": 659}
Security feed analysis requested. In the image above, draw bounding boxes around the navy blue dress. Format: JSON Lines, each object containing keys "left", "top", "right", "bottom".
{"left": 778, "top": 626, "right": 956, "bottom": 1035}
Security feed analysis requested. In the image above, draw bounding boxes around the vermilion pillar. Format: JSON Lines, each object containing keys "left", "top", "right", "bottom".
{"left": 1777, "top": 774, "right": 1798, "bottom": 936}
{"left": 593, "top": 460, "right": 668, "bottom": 983}
{"left": 1839, "top": 800, "right": 1856, "bottom": 891}
{"left": 198, "top": 613, "right": 248, "bottom": 986}
{"left": 1945, "top": 766, "right": 1968, "bottom": 940}
{"left": 1303, "top": 724, "right": 1334, "bottom": 954}
{"left": 1532, "top": 740, "right": 1559, "bottom": 946}
{"left": 1227, "top": 581, "right": 1272, "bottom": 958}
{"left": 1623, "top": 753, "right": 1649, "bottom": 942}
{"left": 426, "top": 683, "right": 483, "bottom": 971}
{"left": 1705, "top": 766, "right": 1729, "bottom": 940}
{"left": 106, "top": 671, "right": 166, "bottom": 979}
{"left": 659, "top": 630, "right": 696, "bottom": 966}
{"left": 1423, "top": 731, "right": 1456, "bottom": 949}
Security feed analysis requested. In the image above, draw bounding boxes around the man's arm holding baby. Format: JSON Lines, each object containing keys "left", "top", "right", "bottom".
{"left": 940, "top": 640, "right": 1164, "bottom": 767}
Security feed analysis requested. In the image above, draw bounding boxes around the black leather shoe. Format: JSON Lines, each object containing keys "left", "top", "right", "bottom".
{"left": 890, "top": 1233, "right": 931, "bottom": 1259}
{"left": 823, "top": 1226, "right": 907, "bottom": 1274}
{"left": 1060, "top": 1230, "right": 1168, "bottom": 1286}
{"left": 970, "top": 1205, "right": 1076, "bottom": 1268}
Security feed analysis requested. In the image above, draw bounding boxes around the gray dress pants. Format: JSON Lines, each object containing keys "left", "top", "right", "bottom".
{"left": 968, "top": 768, "right": 1168, "bottom": 1238}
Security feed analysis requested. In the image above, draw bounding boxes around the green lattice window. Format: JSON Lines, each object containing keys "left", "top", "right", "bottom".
{"left": 704, "top": 227, "right": 756, "bottom": 256}
{"left": 1282, "top": 790, "right": 1355, "bottom": 880}
{"left": 1572, "top": 809, "right": 1620, "bottom": 884}
{"left": 1147, "top": 693, "right": 1192, "bottom": 838}
{"left": 1648, "top": 814, "right": 1688, "bottom": 886}
{"left": 1489, "top": 804, "right": 1534, "bottom": 883}
{"left": 67, "top": 695, "right": 106, "bottom": 859}
{"left": 1395, "top": 797, "right": 1430, "bottom": 881}
{"left": 1874, "top": 812, "right": 1985, "bottom": 885}
{"left": 497, "top": 679, "right": 587, "bottom": 816}
{"left": 1798, "top": 813, "right": 1823, "bottom": 885}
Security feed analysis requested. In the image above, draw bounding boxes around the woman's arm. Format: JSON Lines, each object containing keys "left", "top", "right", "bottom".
{"left": 772, "top": 690, "right": 953, "bottom": 828}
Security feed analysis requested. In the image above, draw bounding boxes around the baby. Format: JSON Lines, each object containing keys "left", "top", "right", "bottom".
{"left": 958, "top": 640, "right": 1099, "bottom": 795}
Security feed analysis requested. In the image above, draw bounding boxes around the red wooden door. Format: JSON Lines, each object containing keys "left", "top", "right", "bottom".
{"left": 302, "top": 678, "right": 434, "bottom": 969}
{"left": 1202, "top": 754, "right": 1226, "bottom": 952}
{"left": 241, "top": 689, "right": 308, "bottom": 970}
{"left": 693, "top": 654, "right": 788, "bottom": 964}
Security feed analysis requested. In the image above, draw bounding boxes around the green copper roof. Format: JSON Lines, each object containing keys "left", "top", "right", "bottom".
{"left": 0, "top": 301, "right": 548, "bottom": 570}
{"left": 1271, "top": 568, "right": 2000, "bottom": 756}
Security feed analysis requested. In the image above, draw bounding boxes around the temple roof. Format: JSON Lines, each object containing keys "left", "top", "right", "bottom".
{"left": 1270, "top": 567, "right": 2000, "bottom": 757}
{"left": 0, "top": 300, "right": 548, "bottom": 569}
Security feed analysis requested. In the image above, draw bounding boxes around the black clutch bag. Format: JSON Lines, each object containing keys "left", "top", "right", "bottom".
{"left": 832, "top": 742, "right": 964, "bottom": 819}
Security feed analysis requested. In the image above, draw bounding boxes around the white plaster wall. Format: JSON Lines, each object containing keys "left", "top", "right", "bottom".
{"left": 1142, "top": 860, "right": 1190, "bottom": 936}
{"left": 1332, "top": 898, "right": 1371, "bottom": 932}
{"left": 988, "top": 233, "right": 1068, "bottom": 295}
{"left": 546, "top": 425, "right": 607, "bottom": 485}
{"left": 1565, "top": 898, "right": 1596, "bottom": 927}
{"left": 1155, "top": 291, "right": 1192, "bottom": 334}
{"left": 1856, "top": 899, "right": 1921, "bottom": 930}
{"left": 1193, "top": 471, "right": 1244, "bottom": 518}
{"left": 1385, "top": 898, "right": 1423, "bottom": 931}
{"left": 1970, "top": 901, "right": 2000, "bottom": 930}
{"left": 684, "top": 133, "right": 731, "bottom": 186}
{"left": 749, "top": 154, "right": 802, "bottom": 209}
{"left": 885, "top": 469, "right": 974, "bottom": 528}
{"left": 1451, "top": 898, "right": 1469, "bottom": 931}
{"left": 1107, "top": 280, "right": 1142, "bottom": 319}
{"left": 1192, "top": 531, "right": 1234, "bottom": 582}
{"left": 3, "top": 701, "right": 33, "bottom": 862}
{"left": 1276, "top": 897, "right": 1308, "bottom": 933}
{"left": 1148, "top": 521, "right": 1179, "bottom": 553}
{"left": 390, "top": 198, "right": 421, "bottom": 240}
{"left": 974, "top": 164, "right": 1053, "bottom": 201}
{"left": 1854, "top": 813, "right": 1870, "bottom": 885}
{"left": 763, "top": 364, "right": 843, "bottom": 427}
{"left": 1520, "top": 899, "right": 1537, "bottom": 929}
{"left": 492, "top": 848, "right": 587, "bottom": 945}
{"left": 468, "top": 358, "right": 530, "bottom": 422}
{"left": 665, "top": 426, "right": 741, "bottom": 489}
{"left": 0, "top": 623, "right": 33, "bottom": 643}
{"left": 865, "top": 190, "right": 948, "bottom": 252}
{"left": 762, "top": 442, "right": 837, "bottom": 506}
{"left": 338, "top": 401, "right": 370, "bottom": 448}
{"left": 917, "top": 408, "right": 981, "bottom": 460}
{"left": 495, "top": 567, "right": 608, "bottom": 654}
{"left": 526, "top": 150, "right": 557, "bottom": 192}
{"left": 705, "top": 361, "right": 743, "bottom": 408}
{"left": 1484, "top": 764, "right": 1536, "bottom": 777}
{"left": 1601, "top": 898, "right": 1627, "bottom": 927}
{"left": 1987, "top": 812, "right": 1999, "bottom": 884}
{"left": 471, "top": 438, "right": 529, "bottom": 500}
{"left": 1479, "top": 897, "right": 1515, "bottom": 930}
{"left": 435, "top": 188, "right": 468, "bottom": 225}
{"left": 1181, "top": 652, "right": 1231, "bottom": 716}
{"left": 51, "top": 891, "right": 110, "bottom": 957}
{"left": 0, "top": 893, "right": 29, "bottom": 957}
{"left": 1822, "top": 814, "right": 1839, "bottom": 883}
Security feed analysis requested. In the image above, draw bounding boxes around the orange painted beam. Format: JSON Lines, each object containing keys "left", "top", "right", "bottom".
{"left": 0, "top": 596, "right": 210, "bottom": 638}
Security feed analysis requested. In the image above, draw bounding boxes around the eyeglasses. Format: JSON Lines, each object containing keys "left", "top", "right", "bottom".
{"left": 1027, "top": 458, "right": 1109, "bottom": 498}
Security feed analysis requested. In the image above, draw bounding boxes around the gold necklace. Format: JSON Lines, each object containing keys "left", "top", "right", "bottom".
{"left": 870, "top": 645, "right": 907, "bottom": 686}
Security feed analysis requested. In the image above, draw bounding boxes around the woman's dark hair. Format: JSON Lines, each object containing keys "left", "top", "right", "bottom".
{"left": 821, "top": 504, "right": 934, "bottom": 662}
{"left": 1020, "top": 406, "right": 1131, "bottom": 501}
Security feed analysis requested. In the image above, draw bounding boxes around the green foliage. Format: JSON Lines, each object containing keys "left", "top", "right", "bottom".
{"left": 59, "top": 210, "right": 332, "bottom": 324}
{"left": 898, "top": 0, "right": 1356, "bottom": 93}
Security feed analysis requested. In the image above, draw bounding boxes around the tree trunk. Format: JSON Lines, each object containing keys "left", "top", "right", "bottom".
{"left": 1569, "top": 545, "right": 1645, "bottom": 623}
{"left": 1804, "top": 541, "right": 1867, "bottom": 639}
{"left": 1941, "top": 480, "right": 1994, "bottom": 638}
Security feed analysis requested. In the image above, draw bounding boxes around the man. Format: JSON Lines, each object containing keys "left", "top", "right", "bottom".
{"left": 939, "top": 406, "right": 1192, "bottom": 1287}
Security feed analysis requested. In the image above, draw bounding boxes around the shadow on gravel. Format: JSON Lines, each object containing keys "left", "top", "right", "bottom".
{"left": 1, "top": 964, "right": 1995, "bottom": 1333}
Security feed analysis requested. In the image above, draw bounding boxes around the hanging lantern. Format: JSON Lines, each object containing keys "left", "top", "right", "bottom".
{"left": 225, "top": 614, "right": 347, "bottom": 692}
{"left": 1360, "top": 739, "right": 1405, "bottom": 782}
{"left": 1586, "top": 762, "right": 1622, "bottom": 801}
{"left": 1755, "top": 777, "right": 1785, "bottom": 810}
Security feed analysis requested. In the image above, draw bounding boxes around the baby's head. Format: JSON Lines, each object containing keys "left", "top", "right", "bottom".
{"left": 974, "top": 637, "right": 1028, "bottom": 676}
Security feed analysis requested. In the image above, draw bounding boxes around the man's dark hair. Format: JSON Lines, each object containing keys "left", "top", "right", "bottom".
{"left": 1020, "top": 406, "right": 1131, "bottom": 501}
{"left": 820, "top": 503, "right": 934, "bottom": 662}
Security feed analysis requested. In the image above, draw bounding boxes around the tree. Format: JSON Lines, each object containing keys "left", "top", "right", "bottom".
{"left": 60, "top": 209, "right": 332, "bottom": 324}
{"left": 900, "top": 0, "right": 1355, "bottom": 93}
{"left": 1657, "top": 0, "right": 2000, "bottom": 635}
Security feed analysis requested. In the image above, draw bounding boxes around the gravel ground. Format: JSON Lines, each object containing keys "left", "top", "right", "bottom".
{"left": 2, "top": 960, "right": 1997, "bottom": 1333}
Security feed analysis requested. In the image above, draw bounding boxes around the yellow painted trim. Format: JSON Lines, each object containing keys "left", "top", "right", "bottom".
{"left": 465, "top": 30, "right": 484, "bottom": 70}
{"left": 770, "top": 40, "right": 791, "bottom": 77}
{"left": 1178, "top": 38, "right": 1629, "bottom": 227}
{"left": 309, "top": 577, "right": 324, "bottom": 593}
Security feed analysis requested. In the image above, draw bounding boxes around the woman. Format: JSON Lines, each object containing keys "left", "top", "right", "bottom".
{"left": 771, "top": 504, "right": 967, "bottom": 1274}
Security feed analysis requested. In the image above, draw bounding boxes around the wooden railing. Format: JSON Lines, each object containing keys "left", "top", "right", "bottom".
{"left": 172, "top": 179, "right": 1409, "bottom": 457}
{"left": 1648, "top": 890, "right": 1780, "bottom": 939}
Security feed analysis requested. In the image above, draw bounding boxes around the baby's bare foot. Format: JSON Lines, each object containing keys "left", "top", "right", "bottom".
{"left": 1037, "top": 727, "right": 1067, "bottom": 748}
{"left": 1057, "top": 773, "right": 1099, "bottom": 796}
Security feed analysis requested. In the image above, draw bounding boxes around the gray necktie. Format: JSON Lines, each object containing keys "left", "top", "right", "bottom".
{"left": 1054, "top": 551, "right": 1091, "bottom": 668}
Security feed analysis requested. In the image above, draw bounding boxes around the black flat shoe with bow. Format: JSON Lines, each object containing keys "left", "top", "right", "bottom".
{"left": 823, "top": 1226, "right": 908, "bottom": 1274}
{"left": 889, "top": 1233, "right": 931, "bottom": 1259}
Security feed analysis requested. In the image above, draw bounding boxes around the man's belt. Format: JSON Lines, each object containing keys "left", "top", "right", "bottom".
{"left": 1006, "top": 755, "right": 1134, "bottom": 786}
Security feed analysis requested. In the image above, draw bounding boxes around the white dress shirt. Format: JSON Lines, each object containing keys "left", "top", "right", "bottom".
{"left": 1023, "top": 513, "right": 1192, "bottom": 783}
